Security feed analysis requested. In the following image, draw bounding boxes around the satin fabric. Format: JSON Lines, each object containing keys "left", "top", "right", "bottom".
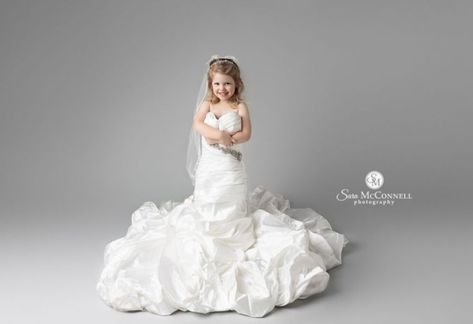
{"left": 96, "top": 111, "right": 349, "bottom": 317}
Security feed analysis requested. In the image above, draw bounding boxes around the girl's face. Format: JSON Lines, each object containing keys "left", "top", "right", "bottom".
{"left": 211, "top": 72, "right": 236, "bottom": 102}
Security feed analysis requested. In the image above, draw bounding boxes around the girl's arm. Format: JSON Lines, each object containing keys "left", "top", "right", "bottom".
{"left": 206, "top": 137, "right": 219, "bottom": 144}
{"left": 231, "top": 102, "right": 252, "bottom": 144}
{"left": 193, "top": 101, "right": 223, "bottom": 141}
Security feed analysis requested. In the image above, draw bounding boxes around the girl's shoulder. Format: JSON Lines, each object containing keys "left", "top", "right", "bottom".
{"left": 236, "top": 101, "right": 249, "bottom": 113}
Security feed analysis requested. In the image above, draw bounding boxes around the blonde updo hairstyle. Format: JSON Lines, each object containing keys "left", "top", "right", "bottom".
{"left": 206, "top": 58, "right": 245, "bottom": 107}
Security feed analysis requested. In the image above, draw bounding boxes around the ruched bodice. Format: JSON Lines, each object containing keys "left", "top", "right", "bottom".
{"left": 201, "top": 110, "right": 243, "bottom": 153}
{"left": 205, "top": 110, "right": 241, "bottom": 133}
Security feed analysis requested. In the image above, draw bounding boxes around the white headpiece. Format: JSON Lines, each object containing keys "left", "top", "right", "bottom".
{"left": 186, "top": 55, "right": 240, "bottom": 185}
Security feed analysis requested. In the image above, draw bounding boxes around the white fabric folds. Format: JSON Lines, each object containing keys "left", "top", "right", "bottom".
{"left": 96, "top": 111, "right": 349, "bottom": 317}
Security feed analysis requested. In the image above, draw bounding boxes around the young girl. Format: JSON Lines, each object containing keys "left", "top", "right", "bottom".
{"left": 193, "top": 59, "right": 251, "bottom": 147}
{"left": 96, "top": 55, "right": 349, "bottom": 318}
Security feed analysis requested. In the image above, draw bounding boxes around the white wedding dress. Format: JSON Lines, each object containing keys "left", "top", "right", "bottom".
{"left": 96, "top": 110, "right": 349, "bottom": 317}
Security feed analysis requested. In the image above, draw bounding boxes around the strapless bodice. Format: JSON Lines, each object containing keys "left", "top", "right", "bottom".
{"left": 204, "top": 110, "right": 241, "bottom": 133}
{"left": 201, "top": 110, "right": 243, "bottom": 154}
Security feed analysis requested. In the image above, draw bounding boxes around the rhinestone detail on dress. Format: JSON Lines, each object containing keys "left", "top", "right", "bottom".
{"left": 209, "top": 143, "right": 242, "bottom": 161}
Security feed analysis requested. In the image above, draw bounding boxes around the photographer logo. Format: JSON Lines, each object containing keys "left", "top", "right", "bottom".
{"left": 336, "top": 170, "right": 412, "bottom": 206}
{"left": 365, "top": 170, "right": 384, "bottom": 190}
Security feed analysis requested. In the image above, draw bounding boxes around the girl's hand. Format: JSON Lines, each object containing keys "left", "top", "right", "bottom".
{"left": 231, "top": 135, "right": 238, "bottom": 144}
{"left": 219, "top": 131, "right": 233, "bottom": 147}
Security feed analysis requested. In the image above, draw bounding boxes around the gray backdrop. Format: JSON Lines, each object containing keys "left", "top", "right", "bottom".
{"left": 1, "top": 0, "right": 472, "bottom": 323}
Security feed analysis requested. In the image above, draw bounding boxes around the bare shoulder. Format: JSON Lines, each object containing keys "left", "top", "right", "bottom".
{"left": 197, "top": 100, "right": 211, "bottom": 115}
{"left": 200, "top": 100, "right": 211, "bottom": 111}
{"left": 237, "top": 101, "right": 250, "bottom": 116}
{"left": 193, "top": 100, "right": 211, "bottom": 125}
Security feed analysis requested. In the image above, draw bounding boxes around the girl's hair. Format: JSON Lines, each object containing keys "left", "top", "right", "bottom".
{"left": 205, "top": 59, "right": 245, "bottom": 106}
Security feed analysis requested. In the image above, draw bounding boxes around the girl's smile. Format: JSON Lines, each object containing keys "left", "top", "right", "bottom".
{"left": 212, "top": 72, "right": 235, "bottom": 101}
